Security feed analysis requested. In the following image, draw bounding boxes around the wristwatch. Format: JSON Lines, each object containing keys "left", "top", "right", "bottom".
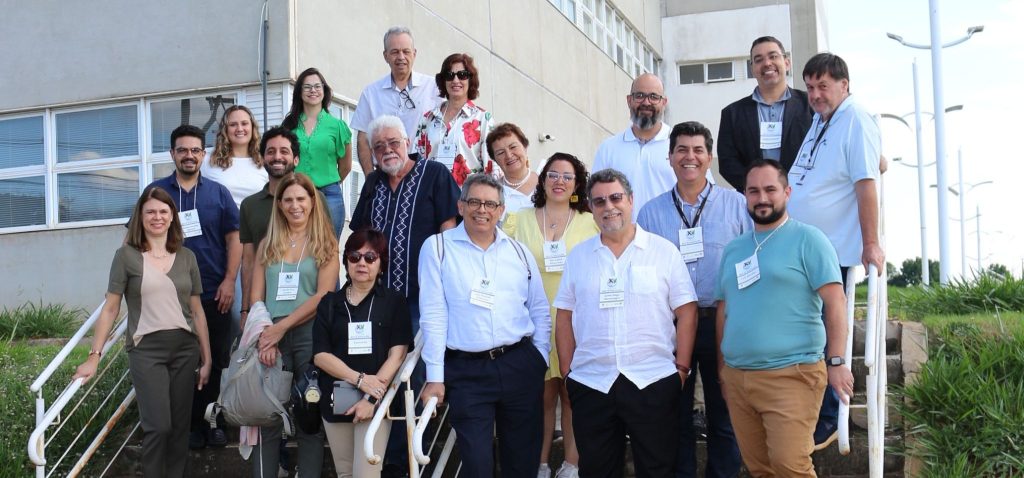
{"left": 826, "top": 356, "right": 845, "bottom": 367}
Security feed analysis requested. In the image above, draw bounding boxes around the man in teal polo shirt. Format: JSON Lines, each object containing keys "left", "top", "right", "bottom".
{"left": 714, "top": 159, "right": 853, "bottom": 477}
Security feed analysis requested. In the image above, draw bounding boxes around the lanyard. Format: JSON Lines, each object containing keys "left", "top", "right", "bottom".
{"left": 803, "top": 117, "right": 833, "bottom": 170}
{"left": 178, "top": 181, "right": 198, "bottom": 211}
{"left": 289, "top": 236, "right": 308, "bottom": 274}
{"left": 752, "top": 217, "right": 789, "bottom": 254}
{"left": 343, "top": 287, "right": 374, "bottom": 323}
{"left": 672, "top": 184, "right": 712, "bottom": 229}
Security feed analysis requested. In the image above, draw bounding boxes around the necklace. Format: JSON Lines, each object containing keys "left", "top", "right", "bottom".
{"left": 288, "top": 231, "right": 307, "bottom": 248}
{"left": 147, "top": 250, "right": 170, "bottom": 259}
{"left": 503, "top": 171, "right": 529, "bottom": 189}
{"left": 346, "top": 285, "right": 371, "bottom": 305}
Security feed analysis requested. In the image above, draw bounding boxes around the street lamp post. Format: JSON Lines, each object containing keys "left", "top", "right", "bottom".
{"left": 887, "top": 8, "right": 983, "bottom": 285}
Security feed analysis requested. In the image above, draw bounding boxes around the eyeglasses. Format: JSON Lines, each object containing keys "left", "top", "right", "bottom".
{"left": 399, "top": 89, "right": 416, "bottom": 110}
{"left": 301, "top": 83, "right": 323, "bottom": 92}
{"left": 545, "top": 172, "right": 576, "bottom": 183}
{"left": 462, "top": 198, "right": 501, "bottom": 211}
{"left": 372, "top": 139, "right": 405, "bottom": 156}
{"left": 174, "top": 147, "right": 204, "bottom": 156}
{"left": 346, "top": 251, "right": 380, "bottom": 264}
{"left": 629, "top": 92, "right": 663, "bottom": 103}
{"left": 589, "top": 192, "right": 627, "bottom": 208}
{"left": 444, "top": 70, "right": 473, "bottom": 81}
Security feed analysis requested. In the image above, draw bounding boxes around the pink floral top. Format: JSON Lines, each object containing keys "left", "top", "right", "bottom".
{"left": 414, "top": 100, "right": 494, "bottom": 187}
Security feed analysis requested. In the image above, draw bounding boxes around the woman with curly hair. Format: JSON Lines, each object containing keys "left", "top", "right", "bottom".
{"left": 202, "top": 105, "right": 268, "bottom": 209}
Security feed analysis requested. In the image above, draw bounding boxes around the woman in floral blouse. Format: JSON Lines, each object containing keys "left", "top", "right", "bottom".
{"left": 414, "top": 53, "right": 493, "bottom": 187}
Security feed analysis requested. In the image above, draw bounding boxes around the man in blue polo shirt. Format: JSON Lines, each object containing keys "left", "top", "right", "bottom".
{"left": 148, "top": 124, "right": 240, "bottom": 449}
{"left": 637, "top": 121, "right": 750, "bottom": 478}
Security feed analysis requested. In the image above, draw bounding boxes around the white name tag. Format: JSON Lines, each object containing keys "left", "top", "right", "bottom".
{"left": 437, "top": 138, "right": 458, "bottom": 170}
{"left": 470, "top": 277, "right": 495, "bottom": 309}
{"left": 759, "top": 121, "right": 782, "bottom": 149}
{"left": 276, "top": 271, "right": 300, "bottom": 301}
{"left": 677, "top": 227, "right": 704, "bottom": 263}
{"left": 735, "top": 254, "right": 760, "bottom": 290}
{"left": 543, "top": 240, "right": 567, "bottom": 272}
{"left": 348, "top": 321, "right": 373, "bottom": 355}
{"left": 179, "top": 209, "right": 202, "bottom": 238}
{"left": 599, "top": 275, "right": 625, "bottom": 309}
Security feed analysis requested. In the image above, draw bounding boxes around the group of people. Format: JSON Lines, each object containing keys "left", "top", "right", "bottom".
{"left": 71, "top": 25, "right": 882, "bottom": 478}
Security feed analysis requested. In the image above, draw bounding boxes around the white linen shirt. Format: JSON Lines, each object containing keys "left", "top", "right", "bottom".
{"left": 350, "top": 71, "right": 442, "bottom": 141}
{"left": 787, "top": 95, "right": 881, "bottom": 266}
{"left": 593, "top": 123, "right": 714, "bottom": 220}
{"left": 200, "top": 157, "right": 268, "bottom": 209}
{"left": 418, "top": 223, "right": 551, "bottom": 383}
{"left": 553, "top": 225, "right": 697, "bottom": 393}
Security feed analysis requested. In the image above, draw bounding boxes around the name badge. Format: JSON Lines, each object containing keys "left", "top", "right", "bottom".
{"left": 276, "top": 271, "right": 300, "bottom": 301}
{"left": 437, "top": 138, "right": 458, "bottom": 170}
{"left": 348, "top": 322, "right": 373, "bottom": 355}
{"left": 677, "top": 227, "right": 704, "bottom": 263}
{"left": 543, "top": 240, "right": 567, "bottom": 272}
{"left": 735, "top": 254, "right": 760, "bottom": 290}
{"left": 599, "top": 275, "right": 625, "bottom": 309}
{"left": 759, "top": 121, "right": 782, "bottom": 149}
{"left": 470, "top": 277, "right": 495, "bottom": 309}
{"left": 179, "top": 209, "right": 202, "bottom": 238}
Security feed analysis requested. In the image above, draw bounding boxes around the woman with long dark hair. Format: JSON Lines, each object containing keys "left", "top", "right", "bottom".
{"left": 282, "top": 67, "right": 352, "bottom": 238}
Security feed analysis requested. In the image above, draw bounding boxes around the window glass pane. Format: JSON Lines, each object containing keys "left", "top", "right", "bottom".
{"left": 707, "top": 61, "right": 734, "bottom": 81}
{"left": 57, "top": 167, "right": 138, "bottom": 223}
{"left": 0, "top": 176, "right": 45, "bottom": 228}
{"left": 563, "top": 0, "right": 576, "bottom": 22}
{"left": 583, "top": 14, "right": 594, "bottom": 39}
{"left": 56, "top": 105, "right": 138, "bottom": 163}
{"left": 0, "top": 116, "right": 44, "bottom": 169}
{"left": 152, "top": 162, "right": 175, "bottom": 181}
{"left": 679, "top": 64, "right": 704, "bottom": 85}
{"left": 151, "top": 95, "right": 232, "bottom": 153}
{"left": 747, "top": 60, "right": 754, "bottom": 79}
{"left": 616, "top": 45, "right": 624, "bottom": 67}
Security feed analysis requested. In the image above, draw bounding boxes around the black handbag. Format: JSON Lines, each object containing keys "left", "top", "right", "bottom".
{"left": 291, "top": 362, "right": 322, "bottom": 435}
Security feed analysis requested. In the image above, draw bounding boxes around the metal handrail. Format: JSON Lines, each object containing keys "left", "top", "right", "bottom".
{"left": 837, "top": 268, "right": 858, "bottom": 455}
{"left": 412, "top": 397, "right": 439, "bottom": 465}
{"left": 30, "top": 301, "right": 106, "bottom": 393}
{"left": 364, "top": 331, "right": 425, "bottom": 465}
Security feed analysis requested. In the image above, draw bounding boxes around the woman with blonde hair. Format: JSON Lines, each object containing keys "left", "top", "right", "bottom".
{"left": 202, "top": 105, "right": 268, "bottom": 208}
{"left": 249, "top": 172, "right": 340, "bottom": 478}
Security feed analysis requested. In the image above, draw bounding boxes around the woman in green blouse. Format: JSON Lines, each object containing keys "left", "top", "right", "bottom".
{"left": 282, "top": 67, "right": 353, "bottom": 239}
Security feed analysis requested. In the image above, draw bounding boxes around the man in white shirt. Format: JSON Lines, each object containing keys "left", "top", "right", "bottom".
{"left": 351, "top": 26, "right": 442, "bottom": 175}
{"left": 788, "top": 52, "right": 883, "bottom": 450}
{"left": 554, "top": 168, "right": 698, "bottom": 477}
{"left": 419, "top": 173, "right": 551, "bottom": 478}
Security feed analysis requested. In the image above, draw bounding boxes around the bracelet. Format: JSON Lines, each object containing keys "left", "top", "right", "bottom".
{"left": 240, "top": 308, "right": 249, "bottom": 314}
{"left": 88, "top": 350, "right": 102, "bottom": 358}
{"left": 675, "top": 362, "right": 692, "bottom": 376}
{"left": 355, "top": 372, "right": 365, "bottom": 388}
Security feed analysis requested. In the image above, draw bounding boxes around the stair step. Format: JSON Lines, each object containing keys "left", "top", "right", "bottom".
{"left": 852, "top": 320, "right": 901, "bottom": 356}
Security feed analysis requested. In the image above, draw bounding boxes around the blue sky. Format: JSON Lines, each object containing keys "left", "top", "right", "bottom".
{"left": 826, "top": 0, "right": 1022, "bottom": 276}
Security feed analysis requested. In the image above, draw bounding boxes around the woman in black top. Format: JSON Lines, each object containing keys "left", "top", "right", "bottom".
{"left": 313, "top": 227, "right": 411, "bottom": 477}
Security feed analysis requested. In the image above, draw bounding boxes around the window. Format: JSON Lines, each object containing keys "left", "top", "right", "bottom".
{"left": 58, "top": 167, "right": 138, "bottom": 223}
{"left": 151, "top": 94, "right": 232, "bottom": 153}
{"left": 0, "top": 116, "right": 44, "bottom": 169}
{"left": 55, "top": 106, "right": 138, "bottom": 163}
{"left": 0, "top": 176, "right": 45, "bottom": 228}
{"left": 679, "top": 64, "right": 704, "bottom": 85}
{"left": 707, "top": 61, "right": 734, "bottom": 82}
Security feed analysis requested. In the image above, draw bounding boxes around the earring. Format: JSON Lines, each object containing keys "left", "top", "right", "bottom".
{"left": 570, "top": 194, "right": 579, "bottom": 203}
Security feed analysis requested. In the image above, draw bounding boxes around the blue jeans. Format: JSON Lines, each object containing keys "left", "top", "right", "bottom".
{"left": 318, "top": 182, "right": 345, "bottom": 240}
{"left": 677, "top": 313, "right": 741, "bottom": 478}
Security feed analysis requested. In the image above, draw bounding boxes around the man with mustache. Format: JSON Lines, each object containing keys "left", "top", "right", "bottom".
{"left": 351, "top": 26, "right": 442, "bottom": 175}
{"left": 146, "top": 125, "right": 240, "bottom": 450}
{"left": 717, "top": 36, "right": 813, "bottom": 191}
{"left": 788, "top": 52, "right": 883, "bottom": 449}
{"left": 715, "top": 159, "right": 853, "bottom": 477}
{"left": 554, "top": 168, "right": 698, "bottom": 477}
{"left": 637, "top": 121, "right": 750, "bottom": 478}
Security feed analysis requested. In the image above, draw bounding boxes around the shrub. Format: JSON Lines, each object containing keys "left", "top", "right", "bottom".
{"left": 0, "top": 302, "right": 84, "bottom": 341}
{"left": 897, "top": 323, "right": 1024, "bottom": 477}
{"left": 892, "top": 273, "right": 1024, "bottom": 320}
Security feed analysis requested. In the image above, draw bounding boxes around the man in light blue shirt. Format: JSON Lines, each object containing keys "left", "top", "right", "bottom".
{"left": 638, "top": 121, "right": 750, "bottom": 478}
{"left": 419, "top": 173, "right": 551, "bottom": 478}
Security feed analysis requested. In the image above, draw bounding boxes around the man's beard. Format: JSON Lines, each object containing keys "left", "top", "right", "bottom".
{"left": 748, "top": 202, "right": 786, "bottom": 225}
{"left": 630, "top": 107, "right": 661, "bottom": 130}
{"left": 380, "top": 156, "right": 408, "bottom": 175}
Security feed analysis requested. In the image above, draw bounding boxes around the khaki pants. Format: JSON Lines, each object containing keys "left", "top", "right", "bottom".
{"left": 720, "top": 362, "right": 827, "bottom": 478}
{"left": 322, "top": 419, "right": 391, "bottom": 478}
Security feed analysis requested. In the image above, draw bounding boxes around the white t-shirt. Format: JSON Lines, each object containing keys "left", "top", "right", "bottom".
{"left": 787, "top": 95, "right": 881, "bottom": 267}
{"left": 200, "top": 157, "right": 269, "bottom": 209}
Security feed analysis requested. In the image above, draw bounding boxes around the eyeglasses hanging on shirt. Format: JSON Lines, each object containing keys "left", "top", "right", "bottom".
{"left": 792, "top": 118, "right": 833, "bottom": 186}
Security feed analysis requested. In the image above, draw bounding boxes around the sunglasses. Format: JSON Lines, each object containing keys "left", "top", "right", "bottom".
{"left": 346, "top": 251, "right": 380, "bottom": 264}
{"left": 589, "top": 192, "right": 627, "bottom": 208}
{"left": 444, "top": 70, "right": 473, "bottom": 81}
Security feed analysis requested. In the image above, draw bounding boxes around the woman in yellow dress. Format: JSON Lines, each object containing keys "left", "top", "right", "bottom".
{"left": 502, "top": 153, "right": 598, "bottom": 478}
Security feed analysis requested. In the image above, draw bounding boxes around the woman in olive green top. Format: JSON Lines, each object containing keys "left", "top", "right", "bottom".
{"left": 74, "top": 186, "right": 212, "bottom": 478}
{"left": 282, "top": 67, "right": 353, "bottom": 239}
{"left": 249, "top": 172, "right": 340, "bottom": 478}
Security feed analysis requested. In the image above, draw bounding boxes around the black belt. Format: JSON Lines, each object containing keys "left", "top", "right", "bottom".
{"left": 446, "top": 337, "right": 529, "bottom": 360}
{"left": 698, "top": 307, "right": 717, "bottom": 320}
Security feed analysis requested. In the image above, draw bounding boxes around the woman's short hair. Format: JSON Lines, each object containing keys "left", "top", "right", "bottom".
{"left": 210, "top": 105, "right": 262, "bottom": 169}
{"left": 532, "top": 153, "right": 591, "bottom": 213}
{"left": 125, "top": 186, "right": 184, "bottom": 253}
{"left": 259, "top": 173, "right": 338, "bottom": 267}
{"left": 435, "top": 53, "right": 480, "bottom": 101}
{"left": 342, "top": 228, "right": 389, "bottom": 282}
{"left": 485, "top": 122, "right": 529, "bottom": 161}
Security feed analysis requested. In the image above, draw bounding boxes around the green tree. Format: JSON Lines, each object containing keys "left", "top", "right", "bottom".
{"left": 890, "top": 257, "right": 940, "bottom": 286}
{"left": 986, "top": 263, "right": 1011, "bottom": 279}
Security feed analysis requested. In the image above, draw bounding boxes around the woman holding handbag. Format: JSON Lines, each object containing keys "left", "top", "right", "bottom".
{"left": 313, "top": 227, "right": 412, "bottom": 477}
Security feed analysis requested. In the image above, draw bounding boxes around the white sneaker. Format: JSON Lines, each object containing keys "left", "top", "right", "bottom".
{"left": 537, "top": 463, "right": 552, "bottom": 478}
{"left": 554, "top": 461, "right": 579, "bottom": 478}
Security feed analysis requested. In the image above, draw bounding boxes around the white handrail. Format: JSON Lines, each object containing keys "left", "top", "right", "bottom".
{"left": 412, "top": 397, "right": 438, "bottom": 465}
{"left": 868, "top": 264, "right": 888, "bottom": 478}
{"left": 864, "top": 265, "right": 880, "bottom": 368}
{"left": 30, "top": 301, "right": 105, "bottom": 393}
{"left": 29, "top": 379, "right": 85, "bottom": 465}
{"left": 837, "top": 267, "right": 858, "bottom": 455}
{"left": 364, "top": 331, "right": 424, "bottom": 464}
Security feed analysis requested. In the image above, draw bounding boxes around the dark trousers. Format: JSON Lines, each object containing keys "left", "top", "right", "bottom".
{"left": 191, "top": 299, "right": 231, "bottom": 430}
{"left": 128, "top": 329, "right": 200, "bottom": 478}
{"left": 568, "top": 373, "right": 682, "bottom": 478}
{"left": 818, "top": 266, "right": 851, "bottom": 429}
{"left": 678, "top": 313, "right": 741, "bottom": 478}
{"left": 446, "top": 341, "right": 546, "bottom": 478}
